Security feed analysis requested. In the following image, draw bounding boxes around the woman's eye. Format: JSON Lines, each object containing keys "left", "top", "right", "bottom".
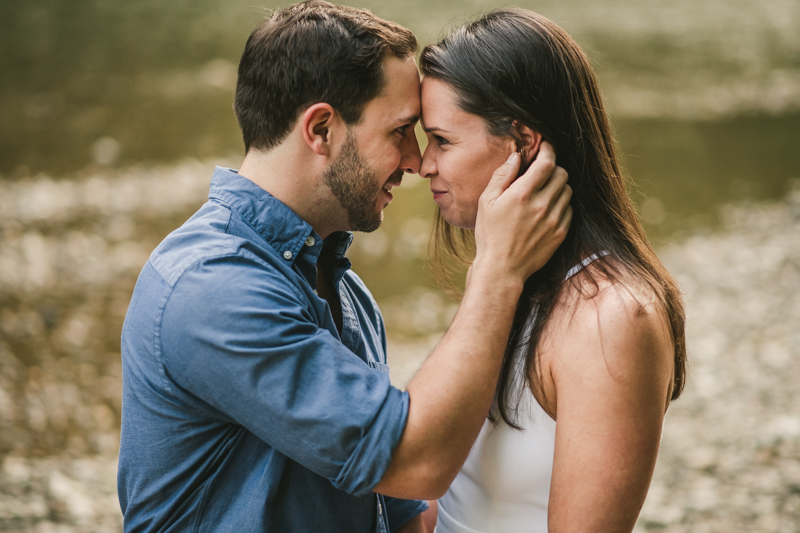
{"left": 434, "top": 134, "right": 450, "bottom": 146}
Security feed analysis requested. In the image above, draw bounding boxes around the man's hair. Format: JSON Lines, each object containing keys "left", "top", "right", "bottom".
{"left": 234, "top": 1, "right": 417, "bottom": 153}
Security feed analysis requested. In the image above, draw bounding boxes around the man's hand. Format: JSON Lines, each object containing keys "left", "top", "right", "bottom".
{"left": 473, "top": 141, "right": 572, "bottom": 284}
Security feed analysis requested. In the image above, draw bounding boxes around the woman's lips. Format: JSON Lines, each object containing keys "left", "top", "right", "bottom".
{"left": 431, "top": 189, "right": 446, "bottom": 201}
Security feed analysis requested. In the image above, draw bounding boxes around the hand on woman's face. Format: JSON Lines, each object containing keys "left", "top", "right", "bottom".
{"left": 420, "top": 78, "right": 515, "bottom": 230}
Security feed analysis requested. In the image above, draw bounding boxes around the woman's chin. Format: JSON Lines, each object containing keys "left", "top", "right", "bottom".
{"left": 441, "top": 210, "right": 477, "bottom": 231}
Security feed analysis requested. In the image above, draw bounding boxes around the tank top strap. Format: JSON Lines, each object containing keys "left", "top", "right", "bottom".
{"left": 563, "top": 250, "right": 611, "bottom": 281}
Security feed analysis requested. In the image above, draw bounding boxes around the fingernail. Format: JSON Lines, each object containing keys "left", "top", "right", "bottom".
{"left": 506, "top": 152, "right": 519, "bottom": 164}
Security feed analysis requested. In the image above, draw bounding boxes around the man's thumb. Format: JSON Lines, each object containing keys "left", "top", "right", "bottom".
{"left": 482, "top": 152, "right": 520, "bottom": 201}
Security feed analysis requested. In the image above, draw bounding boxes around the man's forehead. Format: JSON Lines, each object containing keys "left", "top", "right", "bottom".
{"left": 366, "top": 88, "right": 419, "bottom": 119}
{"left": 341, "top": 54, "right": 419, "bottom": 133}
{"left": 386, "top": 104, "right": 420, "bottom": 129}
{"left": 379, "top": 56, "right": 420, "bottom": 97}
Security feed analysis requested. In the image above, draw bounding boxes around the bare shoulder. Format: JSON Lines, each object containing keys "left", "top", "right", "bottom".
{"left": 538, "top": 264, "right": 675, "bottom": 412}
{"left": 572, "top": 268, "right": 664, "bottom": 334}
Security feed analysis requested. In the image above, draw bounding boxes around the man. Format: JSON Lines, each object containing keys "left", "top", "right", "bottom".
{"left": 118, "top": 2, "right": 572, "bottom": 532}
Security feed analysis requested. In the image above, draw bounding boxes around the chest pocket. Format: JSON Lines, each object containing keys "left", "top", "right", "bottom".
{"left": 368, "top": 360, "right": 390, "bottom": 376}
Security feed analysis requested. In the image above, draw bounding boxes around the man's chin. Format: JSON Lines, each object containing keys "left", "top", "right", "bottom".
{"left": 349, "top": 211, "right": 383, "bottom": 233}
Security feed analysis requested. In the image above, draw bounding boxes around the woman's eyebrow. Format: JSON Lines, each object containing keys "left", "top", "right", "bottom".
{"left": 421, "top": 124, "right": 451, "bottom": 133}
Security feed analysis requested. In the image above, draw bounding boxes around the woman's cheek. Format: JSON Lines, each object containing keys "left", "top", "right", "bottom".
{"left": 476, "top": 169, "right": 495, "bottom": 199}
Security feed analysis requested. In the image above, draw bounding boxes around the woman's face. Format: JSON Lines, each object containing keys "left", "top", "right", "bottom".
{"left": 420, "top": 78, "right": 515, "bottom": 230}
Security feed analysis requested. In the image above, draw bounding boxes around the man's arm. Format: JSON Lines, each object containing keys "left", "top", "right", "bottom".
{"left": 160, "top": 257, "right": 410, "bottom": 498}
{"left": 374, "top": 143, "right": 572, "bottom": 499}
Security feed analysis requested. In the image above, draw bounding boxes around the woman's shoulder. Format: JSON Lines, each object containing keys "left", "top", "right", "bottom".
{"left": 548, "top": 258, "right": 669, "bottom": 340}
{"left": 540, "top": 261, "right": 675, "bottom": 406}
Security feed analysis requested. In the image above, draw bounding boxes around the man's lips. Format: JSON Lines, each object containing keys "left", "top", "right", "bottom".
{"left": 381, "top": 182, "right": 400, "bottom": 197}
{"left": 381, "top": 171, "right": 404, "bottom": 199}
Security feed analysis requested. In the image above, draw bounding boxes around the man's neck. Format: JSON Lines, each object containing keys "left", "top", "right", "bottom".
{"left": 238, "top": 145, "right": 346, "bottom": 239}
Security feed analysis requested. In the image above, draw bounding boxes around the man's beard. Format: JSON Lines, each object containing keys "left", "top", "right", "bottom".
{"left": 322, "top": 132, "right": 395, "bottom": 233}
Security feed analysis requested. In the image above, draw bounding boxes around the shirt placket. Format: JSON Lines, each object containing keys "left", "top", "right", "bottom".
{"left": 376, "top": 494, "right": 389, "bottom": 533}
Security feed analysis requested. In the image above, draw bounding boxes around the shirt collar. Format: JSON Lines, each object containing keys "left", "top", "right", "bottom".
{"left": 207, "top": 166, "right": 353, "bottom": 264}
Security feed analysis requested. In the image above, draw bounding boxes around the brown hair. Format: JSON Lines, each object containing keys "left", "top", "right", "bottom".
{"left": 421, "top": 9, "right": 686, "bottom": 427}
{"left": 234, "top": 1, "right": 417, "bottom": 153}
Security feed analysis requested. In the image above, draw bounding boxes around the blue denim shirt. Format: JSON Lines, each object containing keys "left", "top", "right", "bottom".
{"left": 118, "top": 167, "right": 427, "bottom": 532}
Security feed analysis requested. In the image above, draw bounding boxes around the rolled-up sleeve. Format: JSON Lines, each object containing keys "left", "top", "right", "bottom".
{"left": 158, "top": 252, "right": 409, "bottom": 497}
{"left": 385, "top": 497, "right": 429, "bottom": 531}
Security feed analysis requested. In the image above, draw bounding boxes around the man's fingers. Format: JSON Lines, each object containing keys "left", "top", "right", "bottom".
{"left": 540, "top": 167, "right": 570, "bottom": 201}
{"left": 557, "top": 204, "right": 573, "bottom": 238}
{"left": 508, "top": 141, "right": 558, "bottom": 195}
{"left": 537, "top": 141, "right": 556, "bottom": 165}
{"left": 482, "top": 152, "right": 521, "bottom": 200}
{"left": 553, "top": 183, "right": 573, "bottom": 215}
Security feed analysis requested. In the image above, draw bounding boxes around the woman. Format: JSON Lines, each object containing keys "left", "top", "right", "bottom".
{"left": 418, "top": 9, "right": 686, "bottom": 533}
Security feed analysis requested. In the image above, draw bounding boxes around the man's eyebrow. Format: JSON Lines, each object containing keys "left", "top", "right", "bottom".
{"left": 395, "top": 115, "right": 420, "bottom": 127}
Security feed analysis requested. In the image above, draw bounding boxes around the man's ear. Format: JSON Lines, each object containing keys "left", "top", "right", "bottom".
{"left": 512, "top": 121, "right": 543, "bottom": 167}
{"left": 301, "top": 103, "right": 341, "bottom": 157}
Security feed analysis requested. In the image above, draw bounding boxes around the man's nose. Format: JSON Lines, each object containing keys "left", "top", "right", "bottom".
{"left": 399, "top": 129, "right": 422, "bottom": 175}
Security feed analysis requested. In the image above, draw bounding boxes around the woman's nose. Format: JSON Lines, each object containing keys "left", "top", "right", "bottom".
{"left": 419, "top": 147, "right": 436, "bottom": 179}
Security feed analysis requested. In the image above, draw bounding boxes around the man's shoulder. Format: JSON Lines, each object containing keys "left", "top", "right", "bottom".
{"left": 147, "top": 201, "right": 281, "bottom": 288}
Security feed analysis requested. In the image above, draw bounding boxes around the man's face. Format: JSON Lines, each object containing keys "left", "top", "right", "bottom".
{"left": 324, "top": 54, "right": 421, "bottom": 232}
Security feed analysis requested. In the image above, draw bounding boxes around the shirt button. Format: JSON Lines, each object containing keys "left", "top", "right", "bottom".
{"left": 283, "top": 250, "right": 293, "bottom": 260}
{"left": 305, "top": 236, "right": 316, "bottom": 247}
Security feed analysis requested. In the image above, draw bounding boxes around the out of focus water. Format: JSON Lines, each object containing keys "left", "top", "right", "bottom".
{"left": 1, "top": 0, "right": 799, "bottom": 457}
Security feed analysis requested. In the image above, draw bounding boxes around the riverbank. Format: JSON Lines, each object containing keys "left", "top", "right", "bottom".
{"left": 1, "top": 179, "right": 799, "bottom": 531}
{"left": 637, "top": 188, "right": 800, "bottom": 531}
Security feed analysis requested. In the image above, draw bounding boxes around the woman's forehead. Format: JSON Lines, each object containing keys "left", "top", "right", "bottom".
{"left": 421, "top": 78, "right": 484, "bottom": 133}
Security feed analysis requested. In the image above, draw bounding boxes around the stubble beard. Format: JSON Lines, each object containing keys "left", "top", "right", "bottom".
{"left": 322, "top": 132, "right": 385, "bottom": 233}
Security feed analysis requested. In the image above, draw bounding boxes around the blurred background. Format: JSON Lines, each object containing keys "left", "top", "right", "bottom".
{"left": 1, "top": 0, "right": 799, "bottom": 531}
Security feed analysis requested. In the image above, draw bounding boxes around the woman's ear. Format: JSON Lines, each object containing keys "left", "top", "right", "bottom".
{"left": 301, "top": 103, "right": 342, "bottom": 157}
{"left": 512, "top": 121, "right": 543, "bottom": 167}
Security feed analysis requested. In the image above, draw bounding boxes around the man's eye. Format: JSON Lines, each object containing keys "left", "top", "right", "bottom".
{"left": 396, "top": 124, "right": 411, "bottom": 134}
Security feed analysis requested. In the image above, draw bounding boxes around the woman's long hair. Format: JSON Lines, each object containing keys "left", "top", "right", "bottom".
{"left": 420, "top": 9, "right": 686, "bottom": 427}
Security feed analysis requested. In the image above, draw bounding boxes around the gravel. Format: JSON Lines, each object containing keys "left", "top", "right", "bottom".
{"left": 635, "top": 190, "right": 800, "bottom": 532}
{"left": 1, "top": 167, "right": 798, "bottom": 531}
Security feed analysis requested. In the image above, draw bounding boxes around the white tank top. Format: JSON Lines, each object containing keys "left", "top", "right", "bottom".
{"left": 435, "top": 252, "right": 609, "bottom": 533}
